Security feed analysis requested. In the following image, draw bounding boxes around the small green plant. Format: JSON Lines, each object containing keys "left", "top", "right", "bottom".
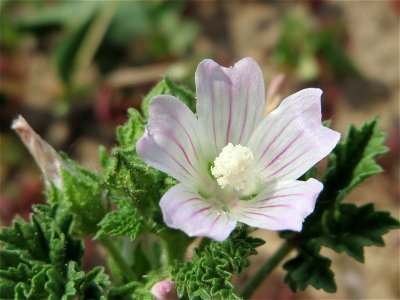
{"left": 2, "top": 58, "right": 398, "bottom": 300}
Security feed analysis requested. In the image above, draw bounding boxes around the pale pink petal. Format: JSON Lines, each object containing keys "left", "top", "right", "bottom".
{"left": 136, "top": 96, "right": 212, "bottom": 189}
{"left": 195, "top": 57, "right": 265, "bottom": 159}
{"left": 232, "top": 179, "right": 322, "bottom": 231}
{"left": 151, "top": 279, "right": 178, "bottom": 300}
{"left": 248, "top": 88, "right": 340, "bottom": 182}
{"left": 160, "top": 184, "right": 237, "bottom": 241}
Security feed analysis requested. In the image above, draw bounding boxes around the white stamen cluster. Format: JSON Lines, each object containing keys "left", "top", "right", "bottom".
{"left": 211, "top": 143, "right": 254, "bottom": 192}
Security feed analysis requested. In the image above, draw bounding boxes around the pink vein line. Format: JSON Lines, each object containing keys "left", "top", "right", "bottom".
{"left": 144, "top": 144, "right": 191, "bottom": 181}
{"left": 264, "top": 148, "right": 311, "bottom": 180}
{"left": 169, "top": 113, "right": 199, "bottom": 161}
{"left": 256, "top": 106, "right": 314, "bottom": 159}
{"left": 208, "top": 68, "right": 218, "bottom": 152}
{"left": 190, "top": 206, "right": 212, "bottom": 218}
{"left": 238, "top": 85, "right": 249, "bottom": 144}
{"left": 255, "top": 204, "right": 292, "bottom": 209}
{"left": 226, "top": 85, "right": 233, "bottom": 144}
{"left": 169, "top": 197, "right": 203, "bottom": 216}
{"left": 208, "top": 213, "right": 221, "bottom": 232}
{"left": 255, "top": 194, "right": 300, "bottom": 203}
{"left": 162, "top": 147, "right": 194, "bottom": 178}
{"left": 170, "top": 134, "right": 210, "bottom": 184}
{"left": 261, "top": 132, "right": 304, "bottom": 172}
{"left": 238, "top": 210, "right": 281, "bottom": 221}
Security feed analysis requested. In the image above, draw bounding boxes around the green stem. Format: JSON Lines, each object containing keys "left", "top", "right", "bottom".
{"left": 158, "top": 230, "right": 193, "bottom": 267}
{"left": 198, "top": 237, "right": 211, "bottom": 251}
{"left": 240, "top": 241, "right": 294, "bottom": 299}
{"left": 73, "top": 1, "right": 116, "bottom": 85}
{"left": 100, "top": 237, "right": 137, "bottom": 281}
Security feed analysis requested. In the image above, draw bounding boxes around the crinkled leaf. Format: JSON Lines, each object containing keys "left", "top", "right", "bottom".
{"left": 0, "top": 204, "right": 109, "bottom": 299}
{"left": 60, "top": 163, "right": 106, "bottom": 236}
{"left": 77, "top": 266, "right": 110, "bottom": 300}
{"left": 45, "top": 261, "right": 109, "bottom": 300}
{"left": 175, "top": 227, "right": 264, "bottom": 300}
{"left": 0, "top": 205, "right": 83, "bottom": 267}
{"left": 108, "top": 282, "right": 140, "bottom": 300}
{"left": 95, "top": 197, "right": 144, "bottom": 240}
{"left": 115, "top": 108, "right": 146, "bottom": 147}
{"left": 101, "top": 150, "right": 163, "bottom": 226}
{"left": 0, "top": 264, "right": 50, "bottom": 299}
{"left": 141, "top": 76, "right": 196, "bottom": 116}
{"left": 98, "top": 76, "right": 197, "bottom": 242}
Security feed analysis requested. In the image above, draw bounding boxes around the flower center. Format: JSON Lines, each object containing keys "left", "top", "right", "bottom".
{"left": 211, "top": 143, "right": 254, "bottom": 192}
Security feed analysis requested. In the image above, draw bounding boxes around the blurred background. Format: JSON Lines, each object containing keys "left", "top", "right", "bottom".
{"left": 0, "top": 1, "right": 398, "bottom": 299}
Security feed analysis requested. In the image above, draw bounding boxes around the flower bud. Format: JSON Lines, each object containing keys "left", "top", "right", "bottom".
{"left": 151, "top": 279, "right": 178, "bottom": 300}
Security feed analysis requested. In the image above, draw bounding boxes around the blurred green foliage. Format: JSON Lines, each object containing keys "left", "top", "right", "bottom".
{"left": 2, "top": 1, "right": 199, "bottom": 85}
{"left": 274, "top": 12, "right": 361, "bottom": 81}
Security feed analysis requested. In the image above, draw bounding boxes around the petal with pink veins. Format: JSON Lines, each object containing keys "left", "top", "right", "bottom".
{"left": 160, "top": 184, "right": 237, "bottom": 241}
{"left": 195, "top": 57, "right": 265, "bottom": 158}
{"left": 248, "top": 88, "right": 340, "bottom": 182}
{"left": 232, "top": 178, "right": 322, "bottom": 232}
{"left": 137, "top": 96, "right": 212, "bottom": 189}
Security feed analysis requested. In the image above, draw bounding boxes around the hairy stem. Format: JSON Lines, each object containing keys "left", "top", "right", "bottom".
{"left": 240, "top": 241, "right": 294, "bottom": 299}
{"left": 100, "top": 237, "right": 137, "bottom": 281}
{"left": 159, "top": 230, "right": 193, "bottom": 267}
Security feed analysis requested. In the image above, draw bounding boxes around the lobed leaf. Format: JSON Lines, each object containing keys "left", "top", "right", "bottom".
{"left": 174, "top": 227, "right": 264, "bottom": 300}
{"left": 141, "top": 76, "right": 196, "bottom": 116}
{"left": 59, "top": 161, "right": 106, "bottom": 237}
{"left": 0, "top": 204, "right": 110, "bottom": 299}
{"left": 319, "top": 117, "right": 387, "bottom": 209}
{"left": 95, "top": 197, "right": 144, "bottom": 240}
{"left": 318, "top": 203, "right": 400, "bottom": 262}
{"left": 281, "top": 117, "right": 398, "bottom": 293}
{"left": 283, "top": 243, "right": 336, "bottom": 293}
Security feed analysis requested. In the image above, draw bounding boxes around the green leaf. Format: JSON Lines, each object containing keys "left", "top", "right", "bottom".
{"left": 104, "top": 2, "right": 152, "bottom": 47}
{"left": 14, "top": 2, "right": 100, "bottom": 29}
{"left": 318, "top": 203, "right": 400, "bottom": 262}
{"left": 0, "top": 264, "right": 50, "bottom": 299}
{"left": 95, "top": 197, "right": 144, "bottom": 240}
{"left": 53, "top": 2, "right": 115, "bottom": 85}
{"left": 59, "top": 162, "right": 106, "bottom": 236}
{"left": 319, "top": 117, "right": 387, "bottom": 208}
{"left": 98, "top": 146, "right": 181, "bottom": 243}
{"left": 0, "top": 204, "right": 110, "bottom": 299}
{"left": 174, "top": 227, "right": 264, "bottom": 300}
{"left": 45, "top": 261, "right": 110, "bottom": 300}
{"left": 156, "top": 8, "right": 199, "bottom": 56}
{"left": 283, "top": 243, "right": 336, "bottom": 293}
{"left": 115, "top": 108, "right": 146, "bottom": 147}
{"left": 98, "top": 90, "right": 184, "bottom": 241}
{"left": 102, "top": 150, "right": 164, "bottom": 221}
{"left": 317, "top": 26, "right": 362, "bottom": 79}
{"left": 0, "top": 205, "right": 83, "bottom": 267}
{"left": 280, "top": 117, "right": 395, "bottom": 293}
{"left": 141, "top": 76, "right": 196, "bottom": 117}
{"left": 53, "top": 10, "right": 96, "bottom": 84}
{"left": 108, "top": 281, "right": 140, "bottom": 300}
{"left": 77, "top": 266, "right": 110, "bottom": 300}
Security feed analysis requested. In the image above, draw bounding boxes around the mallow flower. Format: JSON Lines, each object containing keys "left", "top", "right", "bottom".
{"left": 137, "top": 57, "right": 340, "bottom": 241}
